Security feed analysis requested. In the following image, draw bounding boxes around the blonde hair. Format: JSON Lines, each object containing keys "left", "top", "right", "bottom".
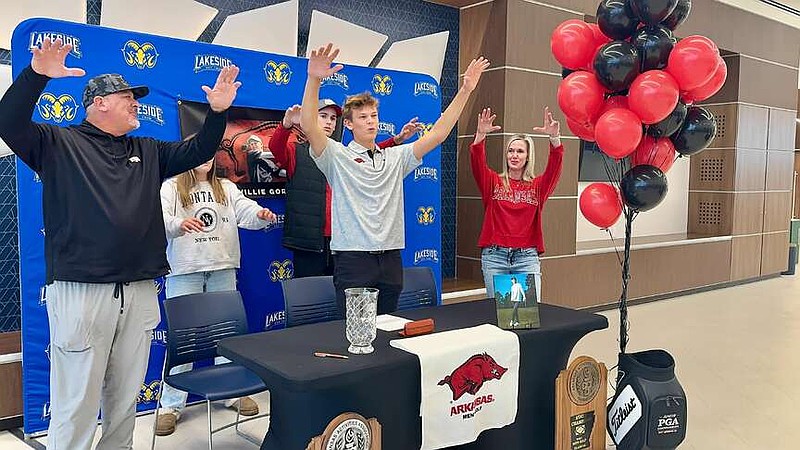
{"left": 500, "top": 134, "right": 536, "bottom": 190}
{"left": 342, "top": 92, "right": 379, "bottom": 121}
{"left": 176, "top": 158, "right": 227, "bottom": 209}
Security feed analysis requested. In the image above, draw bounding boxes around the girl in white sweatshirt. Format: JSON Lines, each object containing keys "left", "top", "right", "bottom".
{"left": 156, "top": 157, "right": 275, "bottom": 435}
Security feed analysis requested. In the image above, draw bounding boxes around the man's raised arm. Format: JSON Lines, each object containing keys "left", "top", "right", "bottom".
{"left": 412, "top": 57, "right": 490, "bottom": 160}
{"left": 301, "top": 43, "right": 343, "bottom": 157}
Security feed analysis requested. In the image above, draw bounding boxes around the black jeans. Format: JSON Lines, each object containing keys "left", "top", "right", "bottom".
{"left": 291, "top": 237, "right": 334, "bottom": 278}
{"left": 333, "top": 250, "right": 403, "bottom": 316}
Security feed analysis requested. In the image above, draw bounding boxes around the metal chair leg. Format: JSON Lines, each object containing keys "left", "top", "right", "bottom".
{"left": 235, "top": 401, "right": 241, "bottom": 434}
{"left": 232, "top": 400, "right": 265, "bottom": 446}
{"left": 193, "top": 396, "right": 270, "bottom": 447}
{"left": 150, "top": 403, "right": 160, "bottom": 450}
{"left": 151, "top": 364, "right": 167, "bottom": 450}
{"left": 207, "top": 400, "right": 213, "bottom": 450}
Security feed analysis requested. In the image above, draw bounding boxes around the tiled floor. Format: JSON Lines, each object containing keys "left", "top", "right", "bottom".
{"left": 2, "top": 273, "right": 799, "bottom": 449}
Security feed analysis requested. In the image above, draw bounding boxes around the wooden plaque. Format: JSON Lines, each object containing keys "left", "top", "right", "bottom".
{"left": 306, "top": 412, "right": 381, "bottom": 450}
{"left": 555, "top": 356, "right": 608, "bottom": 450}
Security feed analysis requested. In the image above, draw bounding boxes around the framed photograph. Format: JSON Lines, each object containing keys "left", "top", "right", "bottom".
{"left": 493, "top": 273, "right": 540, "bottom": 330}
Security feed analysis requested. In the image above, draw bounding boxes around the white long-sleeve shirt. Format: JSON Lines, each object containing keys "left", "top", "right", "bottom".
{"left": 160, "top": 178, "right": 267, "bottom": 276}
{"left": 510, "top": 283, "right": 526, "bottom": 303}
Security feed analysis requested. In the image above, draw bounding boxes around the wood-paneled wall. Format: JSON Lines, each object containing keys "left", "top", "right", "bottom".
{"left": 688, "top": 54, "right": 796, "bottom": 280}
{"left": 0, "top": 332, "right": 22, "bottom": 420}
{"left": 794, "top": 151, "right": 800, "bottom": 219}
{"left": 542, "top": 240, "right": 732, "bottom": 309}
{"left": 440, "top": 0, "right": 798, "bottom": 307}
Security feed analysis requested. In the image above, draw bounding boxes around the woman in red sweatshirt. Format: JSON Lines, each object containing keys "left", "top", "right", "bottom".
{"left": 470, "top": 106, "right": 563, "bottom": 303}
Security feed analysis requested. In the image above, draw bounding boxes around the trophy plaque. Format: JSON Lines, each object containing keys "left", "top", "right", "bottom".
{"left": 306, "top": 412, "right": 381, "bottom": 450}
{"left": 556, "top": 356, "right": 608, "bottom": 450}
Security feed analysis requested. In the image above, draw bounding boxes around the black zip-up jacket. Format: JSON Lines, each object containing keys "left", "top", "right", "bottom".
{"left": 0, "top": 66, "right": 227, "bottom": 284}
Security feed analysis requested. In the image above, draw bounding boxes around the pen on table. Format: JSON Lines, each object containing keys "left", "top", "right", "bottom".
{"left": 314, "top": 351, "right": 349, "bottom": 359}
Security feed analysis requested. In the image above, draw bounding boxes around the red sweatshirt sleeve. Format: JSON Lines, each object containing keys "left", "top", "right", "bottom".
{"left": 268, "top": 124, "right": 297, "bottom": 177}
{"left": 377, "top": 136, "right": 396, "bottom": 149}
{"left": 536, "top": 143, "right": 564, "bottom": 203}
{"left": 470, "top": 140, "right": 497, "bottom": 203}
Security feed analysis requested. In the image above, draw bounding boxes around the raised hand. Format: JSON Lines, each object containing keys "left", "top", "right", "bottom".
{"left": 180, "top": 217, "right": 205, "bottom": 234}
{"left": 283, "top": 105, "right": 301, "bottom": 128}
{"left": 477, "top": 108, "right": 501, "bottom": 135}
{"left": 307, "top": 43, "right": 344, "bottom": 80}
{"left": 531, "top": 106, "right": 560, "bottom": 137}
{"left": 257, "top": 208, "right": 276, "bottom": 222}
{"left": 474, "top": 108, "right": 501, "bottom": 144}
{"left": 395, "top": 117, "right": 424, "bottom": 143}
{"left": 31, "top": 37, "right": 86, "bottom": 78}
{"left": 462, "top": 57, "right": 490, "bottom": 93}
{"left": 202, "top": 65, "right": 242, "bottom": 112}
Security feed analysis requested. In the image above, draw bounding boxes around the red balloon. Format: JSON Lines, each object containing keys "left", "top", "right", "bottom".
{"left": 600, "top": 95, "right": 629, "bottom": 117}
{"left": 666, "top": 35, "right": 720, "bottom": 92}
{"left": 683, "top": 58, "right": 728, "bottom": 104}
{"left": 589, "top": 23, "right": 613, "bottom": 47}
{"left": 567, "top": 118, "right": 595, "bottom": 141}
{"left": 551, "top": 20, "right": 596, "bottom": 70}
{"left": 628, "top": 70, "right": 680, "bottom": 124}
{"left": 631, "top": 135, "right": 677, "bottom": 173}
{"left": 580, "top": 183, "right": 622, "bottom": 229}
{"left": 585, "top": 23, "right": 613, "bottom": 71}
{"left": 594, "top": 108, "right": 643, "bottom": 159}
{"left": 557, "top": 71, "right": 605, "bottom": 125}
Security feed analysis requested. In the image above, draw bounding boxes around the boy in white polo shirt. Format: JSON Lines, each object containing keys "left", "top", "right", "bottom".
{"left": 300, "top": 43, "right": 489, "bottom": 315}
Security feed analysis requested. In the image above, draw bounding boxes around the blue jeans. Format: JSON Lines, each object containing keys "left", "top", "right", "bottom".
{"left": 160, "top": 268, "right": 236, "bottom": 411}
{"left": 481, "top": 246, "right": 542, "bottom": 303}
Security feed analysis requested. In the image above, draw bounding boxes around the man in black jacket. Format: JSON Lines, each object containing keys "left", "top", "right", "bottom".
{"left": 0, "top": 37, "right": 241, "bottom": 450}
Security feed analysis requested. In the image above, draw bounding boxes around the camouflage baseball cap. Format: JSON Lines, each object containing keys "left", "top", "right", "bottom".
{"left": 82, "top": 73, "right": 149, "bottom": 108}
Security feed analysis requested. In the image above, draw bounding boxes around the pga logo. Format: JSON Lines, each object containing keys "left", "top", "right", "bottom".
{"left": 658, "top": 416, "right": 680, "bottom": 427}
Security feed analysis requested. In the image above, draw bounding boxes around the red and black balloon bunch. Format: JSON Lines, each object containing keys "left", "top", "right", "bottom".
{"left": 551, "top": 0, "right": 723, "bottom": 229}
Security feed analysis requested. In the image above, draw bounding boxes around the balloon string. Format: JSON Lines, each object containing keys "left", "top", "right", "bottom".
{"left": 606, "top": 228, "right": 624, "bottom": 267}
{"left": 619, "top": 207, "right": 634, "bottom": 354}
{"left": 600, "top": 150, "right": 618, "bottom": 187}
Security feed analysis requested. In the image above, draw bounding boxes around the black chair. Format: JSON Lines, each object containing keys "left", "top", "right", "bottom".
{"left": 281, "top": 276, "right": 340, "bottom": 327}
{"left": 397, "top": 266, "right": 438, "bottom": 310}
{"left": 151, "top": 291, "right": 268, "bottom": 450}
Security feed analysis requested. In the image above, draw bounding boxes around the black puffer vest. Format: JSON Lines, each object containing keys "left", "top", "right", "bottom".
{"left": 282, "top": 140, "right": 327, "bottom": 252}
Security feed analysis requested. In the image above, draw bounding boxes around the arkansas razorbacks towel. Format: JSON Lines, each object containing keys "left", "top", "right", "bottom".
{"left": 390, "top": 324, "right": 520, "bottom": 450}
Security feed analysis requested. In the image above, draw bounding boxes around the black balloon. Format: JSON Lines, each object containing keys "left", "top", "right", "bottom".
{"left": 593, "top": 41, "right": 641, "bottom": 92}
{"left": 632, "top": 25, "right": 676, "bottom": 71}
{"left": 671, "top": 106, "right": 716, "bottom": 156}
{"left": 661, "top": 0, "right": 691, "bottom": 30}
{"left": 562, "top": 67, "right": 575, "bottom": 79}
{"left": 631, "top": 0, "right": 678, "bottom": 25}
{"left": 647, "top": 101, "right": 687, "bottom": 137}
{"left": 620, "top": 165, "right": 669, "bottom": 212}
{"left": 597, "top": 0, "right": 640, "bottom": 40}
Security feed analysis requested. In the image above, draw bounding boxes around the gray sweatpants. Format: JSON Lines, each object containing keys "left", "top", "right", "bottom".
{"left": 45, "top": 280, "right": 160, "bottom": 450}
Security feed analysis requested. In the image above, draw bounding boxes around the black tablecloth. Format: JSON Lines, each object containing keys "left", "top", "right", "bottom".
{"left": 219, "top": 300, "right": 608, "bottom": 450}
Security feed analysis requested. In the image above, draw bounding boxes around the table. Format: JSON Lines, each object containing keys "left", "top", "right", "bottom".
{"left": 219, "top": 300, "right": 608, "bottom": 450}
